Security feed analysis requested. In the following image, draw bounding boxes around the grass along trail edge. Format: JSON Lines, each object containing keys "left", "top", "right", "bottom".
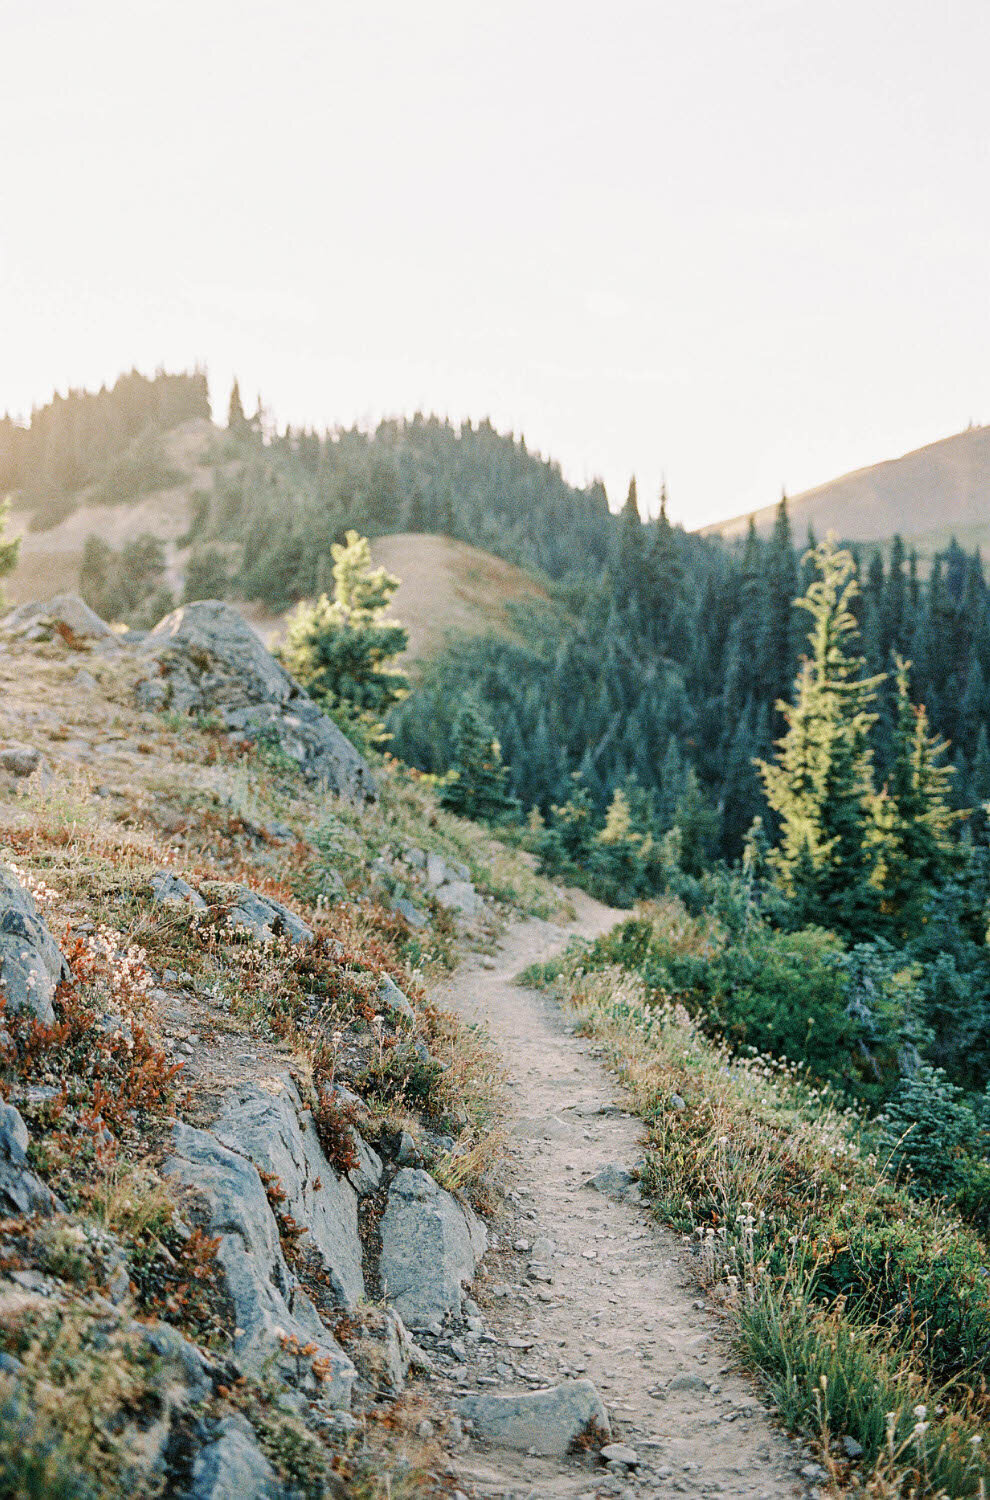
{"left": 522, "top": 902, "right": 990, "bottom": 1499}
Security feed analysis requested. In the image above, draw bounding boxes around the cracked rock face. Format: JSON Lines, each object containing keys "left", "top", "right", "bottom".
{"left": 379, "top": 1168, "right": 486, "bottom": 1331}
{"left": 213, "top": 1076, "right": 365, "bottom": 1310}
{"left": 162, "top": 1120, "right": 355, "bottom": 1408}
{"left": 136, "top": 601, "right": 375, "bottom": 802}
{"left": 0, "top": 864, "right": 71, "bottom": 1025}
{"left": 457, "top": 1379, "right": 611, "bottom": 1457}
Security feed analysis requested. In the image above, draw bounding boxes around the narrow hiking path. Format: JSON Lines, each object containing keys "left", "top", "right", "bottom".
{"left": 434, "top": 892, "right": 805, "bottom": 1500}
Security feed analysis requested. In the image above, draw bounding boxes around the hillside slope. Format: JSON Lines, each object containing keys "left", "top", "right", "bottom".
{"left": 5, "top": 420, "right": 550, "bottom": 667}
{"left": 369, "top": 532, "right": 549, "bottom": 664}
{"left": 700, "top": 423, "right": 990, "bottom": 553}
{"left": 5, "top": 418, "right": 214, "bottom": 605}
{"left": 0, "top": 597, "right": 570, "bottom": 1495}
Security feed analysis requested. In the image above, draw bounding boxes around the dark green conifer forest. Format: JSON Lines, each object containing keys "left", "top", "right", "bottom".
{"left": 9, "top": 373, "right": 990, "bottom": 871}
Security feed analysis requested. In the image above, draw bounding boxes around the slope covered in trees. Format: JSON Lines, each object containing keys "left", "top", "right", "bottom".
{"left": 1, "top": 368, "right": 210, "bottom": 525}
{"left": 10, "top": 370, "right": 990, "bottom": 868}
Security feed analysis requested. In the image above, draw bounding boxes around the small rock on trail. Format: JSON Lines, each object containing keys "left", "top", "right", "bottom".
{"left": 458, "top": 1378, "right": 610, "bottom": 1457}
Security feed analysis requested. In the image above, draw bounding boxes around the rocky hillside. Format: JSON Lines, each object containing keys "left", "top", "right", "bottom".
{"left": 700, "top": 423, "right": 990, "bottom": 556}
{"left": 0, "top": 593, "right": 572, "bottom": 1497}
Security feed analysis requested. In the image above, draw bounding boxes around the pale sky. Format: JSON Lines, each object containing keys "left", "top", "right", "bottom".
{"left": 2, "top": 0, "right": 988, "bottom": 528}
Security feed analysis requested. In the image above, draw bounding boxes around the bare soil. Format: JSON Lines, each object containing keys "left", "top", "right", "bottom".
{"left": 432, "top": 892, "right": 805, "bottom": 1500}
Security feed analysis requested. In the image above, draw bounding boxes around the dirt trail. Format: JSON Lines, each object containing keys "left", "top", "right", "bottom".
{"left": 434, "top": 891, "right": 804, "bottom": 1500}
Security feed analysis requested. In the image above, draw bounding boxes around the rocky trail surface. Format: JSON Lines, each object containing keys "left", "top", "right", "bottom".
{"left": 433, "top": 893, "right": 805, "bottom": 1500}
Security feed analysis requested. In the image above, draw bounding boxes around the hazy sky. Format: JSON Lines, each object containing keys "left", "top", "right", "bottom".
{"left": 2, "top": 0, "right": 988, "bottom": 527}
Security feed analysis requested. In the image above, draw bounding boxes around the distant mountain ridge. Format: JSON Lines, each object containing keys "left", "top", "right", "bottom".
{"left": 699, "top": 424, "right": 990, "bottom": 555}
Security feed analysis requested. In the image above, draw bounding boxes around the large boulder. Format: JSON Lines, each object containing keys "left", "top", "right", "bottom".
{"left": 378, "top": 1168, "right": 486, "bottom": 1332}
{"left": 457, "top": 1379, "right": 611, "bottom": 1456}
{"left": 136, "top": 602, "right": 374, "bottom": 801}
{"left": 2, "top": 593, "right": 118, "bottom": 644}
{"left": 0, "top": 864, "right": 70, "bottom": 1025}
{"left": 162, "top": 1121, "right": 355, "bottom": 1408}
{"left": 213, "top": 1076, "right": 365, "bottom": 1309}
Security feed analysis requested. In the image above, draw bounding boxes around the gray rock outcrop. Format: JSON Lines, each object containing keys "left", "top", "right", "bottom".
{"left": 140, "top": 1321, "right": 216, "bottom": 1405}
{"left": 162, "top": 1121, "right": 355, "bottom": 1408}
{"left": 457, "top": 1378, "right": 611, "bottom": 1456}
{"left": 379, "top": 1168, "right": 486, "bottom": 1331}
{"left": 213, "top": 1076, "right": 365, "bottom": 1309}
{"left": 0, "top": 864, "right": 70, "bottom": 1025}
{"left": 376, "top": 973, "right": 414, "bottom": 1025}
{"left": 0, "top": 1101, "right": 60, "bottom": 1217}
{"left": 2, "top": 593, "right": 119, "bottom": 644}
{"left": 149, "top": 870, "right": 207, "bottom": 910}
{"left": 190, "top": 1413, "right": 283, "bottom": 1500}
{"left": 434, "top": 880, "right": 481, "bottom": 916}
{"left": 136, "top": 601, "right": 374, "bottom": 801}
{"left": 347, "top": 1131, "right": 383, "bottom": 1198}
{"left": 392, "top": 896, "right": 428, "bottom": 929}
{"left": 226, "top": 888, "right": 312, "bottom": 945}
{"left": 421, "top": 853, "right": 480, "bottom": 915}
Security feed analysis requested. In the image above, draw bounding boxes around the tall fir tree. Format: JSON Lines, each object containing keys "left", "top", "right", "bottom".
{"left": 277, "top": 531, "right": 408, "bottom": 748}
{"left": 440, "top": 703, "right": 518, "bottom": 822}
{"left": 758, "top": 538, "right": 884, "bottom": 936}
{"left": 759, "top": 492, "right": 798, "bottom": 706}
{"left": 227, "top": 379, "right": 246, "bottom": 433}
{"left": 869, "top": 656, "right": 957, "bottom": 935}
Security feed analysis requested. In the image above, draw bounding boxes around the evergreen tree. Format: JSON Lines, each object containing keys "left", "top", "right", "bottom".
{"left": 644, "top": 482, "right": 683, "bottom": 648}
{"left": 672, "top": 766, "right": 718, "bottom": 877}
{"left": 617, "top": 476, "right": 644, "bottom": 593}
{"left": 592, "top": 786, "right": 649, "bottom": 905}
{"left": 870, "top": 657, "right": 958, "bottom": 936}
{"left": 973, "top": 725, "right": 990, "bottom": 806}
{"left": 440, "top": 702, "right": 518, "bottom": 821}
{"left": 277, "top": 531, "right": 408, "bottom": 748}
{"left": 760, "top": 492, "right": 798, "bottom": 705}
{"left": 183, "top": 545, "right": 231, "bottom": 603}
{"left": 537, "top": 775, "right": 599, "bottom": 874}
{"left": 758, "top": 538, "right": 884, "bottom": 935}
{"left": 227, "top": 379, "right": 246, "bottom": 433}
{"left": 738, "top": 518, "right": 766, "bottom": 695}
